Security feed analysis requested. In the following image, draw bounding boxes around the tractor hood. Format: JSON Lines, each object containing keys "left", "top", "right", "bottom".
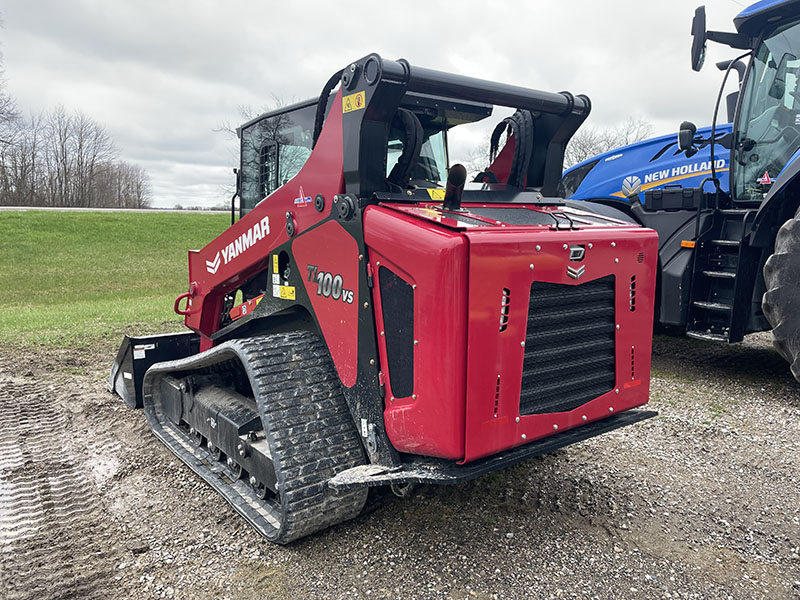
{"left": 561, "top": 123, "right": 733, "bottom": 203}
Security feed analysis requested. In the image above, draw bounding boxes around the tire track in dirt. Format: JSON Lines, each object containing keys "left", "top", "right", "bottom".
{"left": 0, "top": 378, "right": 122, "bottom": 600}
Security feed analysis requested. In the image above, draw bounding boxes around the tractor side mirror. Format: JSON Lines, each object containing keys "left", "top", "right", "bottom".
{"left": 678, "top": 121, "right": 698, "bottom": 157}
{"left": 691, "top": 5, "right": 707, "bottom": 72}
{"left": 768, "top": 52, "right": 796, "bottom": 99}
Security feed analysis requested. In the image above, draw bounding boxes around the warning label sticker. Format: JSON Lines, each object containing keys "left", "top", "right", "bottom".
{"left": 132, "top": 343, "right": 155, "bottom": 360}
{"left": 343, "top": 91, "right": 366, "bottom": 113}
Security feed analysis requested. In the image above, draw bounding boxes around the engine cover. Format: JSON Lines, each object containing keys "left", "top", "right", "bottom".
{"left": 365, "top": 202, "right": 658, "bottom": 462}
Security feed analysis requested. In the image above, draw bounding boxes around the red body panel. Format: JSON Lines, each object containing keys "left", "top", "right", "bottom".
{"left": 364, "top": 206, "right": 469, "bottom": 459}
{"left": 365, "top": 202, "right": 657, "bottom": 462}
{"left": 184, "top": 92, "right": 346, "bottom": 348}
{"left": 292, "top": 221, "right": 360, "bottom": 387}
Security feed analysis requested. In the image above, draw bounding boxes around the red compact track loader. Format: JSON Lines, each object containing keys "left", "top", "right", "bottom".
{"left": 110, "top": 54, "right": 659, "bottom": 544}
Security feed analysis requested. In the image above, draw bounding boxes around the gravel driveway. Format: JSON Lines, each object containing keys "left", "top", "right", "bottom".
{"left": 0, "top": 332, "right": 797, "bottom": 599}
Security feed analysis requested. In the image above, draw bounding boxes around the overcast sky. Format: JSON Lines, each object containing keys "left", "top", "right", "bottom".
{"left": 1, "top": 0, "right": 750, "bottom": 207}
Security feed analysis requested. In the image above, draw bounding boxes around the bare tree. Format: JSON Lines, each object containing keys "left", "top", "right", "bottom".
{"left": 563, "top": 117, "right": 653, "bottom": 168}
{"left": 0, "top": 103, "right": 151, "bottom": 208}
{"left": 71, "top": 111, "right": 116, "bottom": 207}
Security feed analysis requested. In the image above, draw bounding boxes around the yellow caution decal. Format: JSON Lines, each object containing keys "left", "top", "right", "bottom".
{"left": 343, "top": 92, "right": 366, "bottom": 113}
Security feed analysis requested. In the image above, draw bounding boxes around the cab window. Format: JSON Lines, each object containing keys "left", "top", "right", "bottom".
{"left": 239, "top": 104, "right": 316, "bottom": 213}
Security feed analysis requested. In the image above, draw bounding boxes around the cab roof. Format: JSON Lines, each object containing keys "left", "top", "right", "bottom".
{"left": 734, "top": 0, "right": 800, "bottom": 37}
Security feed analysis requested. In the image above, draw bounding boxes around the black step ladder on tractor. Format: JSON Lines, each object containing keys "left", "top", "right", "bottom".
{"left": 685, "top": 203, "right": 760, "bottom": 343}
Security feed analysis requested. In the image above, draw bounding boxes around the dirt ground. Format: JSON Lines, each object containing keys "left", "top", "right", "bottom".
{"left": 0, "top": 332, "right": 798, "bottom": 600}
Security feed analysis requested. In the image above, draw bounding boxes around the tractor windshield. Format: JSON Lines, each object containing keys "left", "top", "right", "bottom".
{"left": 733, "top": 19, "right": 800, "bottom": 201}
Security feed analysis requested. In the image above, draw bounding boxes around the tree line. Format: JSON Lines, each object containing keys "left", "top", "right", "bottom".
{"left": 0, "top": 62, "right": 151, "bottom": 208}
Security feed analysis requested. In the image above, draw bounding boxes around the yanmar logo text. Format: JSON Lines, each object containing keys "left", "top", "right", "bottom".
{"left": 206, "top": 217, "right": 270, "bottom": 275}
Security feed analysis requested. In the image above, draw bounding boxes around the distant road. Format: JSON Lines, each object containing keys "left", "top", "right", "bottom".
{"left": 0, "top": 206, "right": 227, "bottom": 214}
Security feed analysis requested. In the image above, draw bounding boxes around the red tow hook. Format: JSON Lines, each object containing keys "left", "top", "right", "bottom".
{"left": 174, "top": 281, "right": 201, "bottom": 315}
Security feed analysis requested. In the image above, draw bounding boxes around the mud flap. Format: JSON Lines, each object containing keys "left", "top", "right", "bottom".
{"left": 108, "top": 332, "right": 200, "bottom": 409}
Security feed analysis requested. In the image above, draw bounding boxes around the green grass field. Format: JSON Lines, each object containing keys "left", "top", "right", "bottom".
{"left": 0, "top": 210, "right": 229, "bottom": 347}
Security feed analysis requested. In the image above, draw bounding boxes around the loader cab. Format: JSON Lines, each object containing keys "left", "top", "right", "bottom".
{"left": 238, "top": 100, "right": 318, "bottom": 217}
{"left": 237, "top": 93, "right": 491, "bottom": 217}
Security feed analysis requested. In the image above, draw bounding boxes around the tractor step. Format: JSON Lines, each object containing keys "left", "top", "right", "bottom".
{"left": 685, "top": 207, "right": 758, "bottom": 344}
{"left": 701, "top": 270, "right": 736, "bottom": 279}
{"left": 692, "top": 300, "right": 733, "bottom": 311}
{"left": 686, "top": 331, "right": 730, "bottom": 342}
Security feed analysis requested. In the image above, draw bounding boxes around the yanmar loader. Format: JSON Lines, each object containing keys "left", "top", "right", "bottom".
{"left": 110, "top": 54, "right": 658, "bottom": 543}
{"left": 563, "top": 0, "right": 800, "bottom": 381}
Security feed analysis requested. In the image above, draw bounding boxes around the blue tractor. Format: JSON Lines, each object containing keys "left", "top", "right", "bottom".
{"left": 563, "top": 0, "right": 800, "bottom": 380}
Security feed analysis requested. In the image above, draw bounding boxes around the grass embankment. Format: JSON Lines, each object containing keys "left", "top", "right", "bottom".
{"left": 0, "top": 211, "right": 228, "bottom": 347}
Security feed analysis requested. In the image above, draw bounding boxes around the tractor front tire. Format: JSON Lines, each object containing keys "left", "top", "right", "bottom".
{"left": 762, "top": 207, "right": 800, "bottom": 383}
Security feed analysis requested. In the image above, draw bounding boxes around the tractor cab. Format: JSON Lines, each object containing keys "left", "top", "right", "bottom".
{"left": 732, "top": 16, "right": 800, "bottom": 202}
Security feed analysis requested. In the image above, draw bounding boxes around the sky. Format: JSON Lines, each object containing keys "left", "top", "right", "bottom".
{"left": 0, "top": 0, "right": 751, "bottom": 208}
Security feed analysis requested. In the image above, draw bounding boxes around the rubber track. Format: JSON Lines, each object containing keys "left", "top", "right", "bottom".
{"left": 0, "top": 380, "right": 119, "bottom": 600}
{"left": 762, "top": 208, "right": 800, "bottom": 382}
{"left": 143, "top": 331, "right": 367, "bottom": 544}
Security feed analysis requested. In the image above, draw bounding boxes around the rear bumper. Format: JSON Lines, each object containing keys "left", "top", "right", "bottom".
{"left": 108, "top": 331, "right": 199, "bottom": 408}
{"left": 329, "top": 409, "right": 657, "bottom": 490}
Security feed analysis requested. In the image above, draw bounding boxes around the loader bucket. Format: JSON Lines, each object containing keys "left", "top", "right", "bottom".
{"left": 108, "top": 331, "right": 200, "bottom": 409}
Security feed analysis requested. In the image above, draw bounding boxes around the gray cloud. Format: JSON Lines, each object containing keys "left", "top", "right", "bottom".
{"left": 2, "top": 0, "right": 745, "bottom": 207}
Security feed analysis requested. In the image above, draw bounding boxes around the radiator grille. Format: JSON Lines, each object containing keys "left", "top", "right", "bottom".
{"left": 519, "top": 275, "right": 616, "bottom": 415}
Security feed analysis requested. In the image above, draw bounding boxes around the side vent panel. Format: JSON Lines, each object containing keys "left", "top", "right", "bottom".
{"left": 379, "top": 266, "right": 414, "bottom": 398}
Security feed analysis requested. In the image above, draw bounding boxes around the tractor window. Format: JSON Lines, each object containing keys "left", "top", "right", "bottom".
{"left": 386, "top": 128, "right": 448, "bottom": 184}
{"left": 733, "top": 19, "right": 800, "bottom": 201}
{"left": 239, "top": 104, "right": 316, "bottom": 214}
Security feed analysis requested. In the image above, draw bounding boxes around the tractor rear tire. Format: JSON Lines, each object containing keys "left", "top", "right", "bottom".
{"left": 762, "top": 207, "right": 800, "bottom": 383}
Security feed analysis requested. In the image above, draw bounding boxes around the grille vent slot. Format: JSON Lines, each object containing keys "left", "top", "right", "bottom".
{"left": 379, "top": 266, "right": 414, "bottom": 398}
{"left": 499, "top": 288, "right": 511, "bottom": 332}
{"left": 519, "top": 275, "right": 616, "bottom": 415}
{"left": 494, "top": 375, "right": 501, "bottom": 417}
